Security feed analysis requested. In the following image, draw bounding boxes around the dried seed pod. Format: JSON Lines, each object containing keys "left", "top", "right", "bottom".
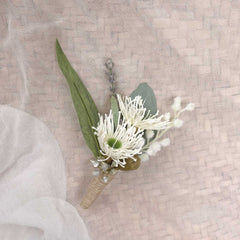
{"left": 116, "top": 155, "right": 141, "bottom": 171}
{"left": 105, "top": 58, "right": 114, "bottom": 70}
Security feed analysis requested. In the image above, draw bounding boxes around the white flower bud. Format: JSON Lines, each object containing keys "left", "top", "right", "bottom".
{"left": 103, "top": 176, "right": 108, "bottom": 183}
{"left": 173, "top": 119, "right": 183, "bottom": 128}
{"left": 105, "top": 58, "right": 114, "bottom": 69}
{"left": 172, "top": 97, "right": 181, "bottom": 111}
{"left": 145, "top": 130, "right": 154, "bottom": 139}
{"left": 90, "top": 159, "right": 100, "bottom": 168}
{"left": 185, "top": 103, "right": 195, "bottom": 111}
{"left": 152, "top": 142, "right": 161, "bottom": 151}
{"left": 147, "top": 148, "right": 153, "bottom": 156}
{"left": 164, "top": 112, "right": 170, "bottom": 121}
{"left": 161, "top": 138, "right": 170, "bottom": 147}
{"left": 139, "top": 153, "right": 149, "bottom": 162}
{"left": 147, "top": 142, "right": 161, "bottom": 156}
{"left": 174, "top": 97, "right": 181, "bottom": 104}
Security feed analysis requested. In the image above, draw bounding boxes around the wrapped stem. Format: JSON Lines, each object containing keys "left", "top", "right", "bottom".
{"left": 80, "top": 172, "right": 115, "bottom": 209}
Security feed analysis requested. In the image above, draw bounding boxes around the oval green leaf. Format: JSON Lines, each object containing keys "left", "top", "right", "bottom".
{"left": 130, "top": 82, "right": 157, "bottom": 115}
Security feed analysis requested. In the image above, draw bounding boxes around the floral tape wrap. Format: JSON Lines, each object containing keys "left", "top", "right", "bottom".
{"left": 80, "top": 173, "right": 115, "bottom": 209}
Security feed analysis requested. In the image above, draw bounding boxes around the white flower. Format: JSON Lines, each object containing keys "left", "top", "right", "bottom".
{"left": 145, "top": 130, "right": 154, "bottom": 139}
{"left": 147, "top": 142, "right": 161, "bottom": 156}
{"left": 139, "top": 153, "right": 149, "bottom": 162}
{"left": 185, "top": 103, "right": 195, "bottom": 111}
{"left": 171, "top": 97, "right": 181, "bottom": 111}
{"left": 161, "top": 138, "right": 170, "bottom": 147}
{"left": 173, "top": 119, "right": 183, "bottom": 128}
{"left": 93, "top": 111, "right": 144, "bottom": 167}
{"left": 117, "top": 94, "right": 170, "bottom": 130}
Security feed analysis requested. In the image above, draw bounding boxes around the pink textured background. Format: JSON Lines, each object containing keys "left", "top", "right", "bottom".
{"left": 1, "top": 0, "right": 240, "bottom": 239}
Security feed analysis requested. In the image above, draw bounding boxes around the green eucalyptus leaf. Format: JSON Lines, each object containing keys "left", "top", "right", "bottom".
{"left": 56, "top": 39, "right": 100, "bottom": 158}
{"left": 130, "top": 82, "right": 157, "bottom": 115}
{"left": 110, "top": 96, "right": 119, "bottom": 128}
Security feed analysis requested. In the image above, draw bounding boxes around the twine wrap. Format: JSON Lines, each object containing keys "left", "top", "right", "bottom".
{"left": 80, "top": 173, "right": 115, "bottom": 209}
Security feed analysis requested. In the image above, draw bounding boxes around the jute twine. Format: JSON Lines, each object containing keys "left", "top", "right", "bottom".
{"left": 80, "top": 172, "right": 115, "bottom": 209}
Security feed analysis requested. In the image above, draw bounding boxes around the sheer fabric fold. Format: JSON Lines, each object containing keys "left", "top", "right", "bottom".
{"left": 0, "top": 105, "right": 90, "bottom": 240}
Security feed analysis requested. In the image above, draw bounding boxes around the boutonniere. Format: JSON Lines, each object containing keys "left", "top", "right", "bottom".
{"left": 56, "top": 40, "right": 195, "bottom": 209}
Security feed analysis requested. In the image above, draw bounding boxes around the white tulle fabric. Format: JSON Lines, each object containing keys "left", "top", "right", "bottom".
{"left": 0, "top": 105, "right": 90, "bottom": 240}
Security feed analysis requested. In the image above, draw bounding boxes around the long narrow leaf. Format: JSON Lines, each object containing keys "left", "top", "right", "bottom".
{"left": 56, "top": 39, "right": 100, "bottom": 157}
